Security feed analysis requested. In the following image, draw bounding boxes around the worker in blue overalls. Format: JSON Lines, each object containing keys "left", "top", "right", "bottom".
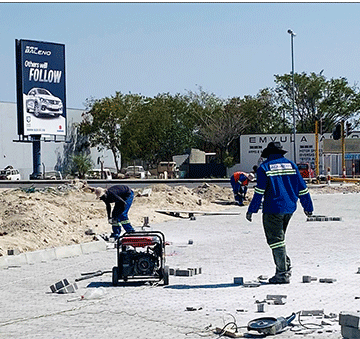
{"left": 95, "top": 185, "right": 135, "bottom": 239}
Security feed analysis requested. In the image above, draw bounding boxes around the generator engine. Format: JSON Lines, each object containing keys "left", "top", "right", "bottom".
{"left": 119, "top": 236, "right": 162, "bottom": 279}
{"left": 121, "top": 249, "right": 159, "bottom": 277}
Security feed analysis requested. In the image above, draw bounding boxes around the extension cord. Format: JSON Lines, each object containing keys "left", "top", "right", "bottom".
{"left": 215, "top": 327, "right": 244, "bottom": 338}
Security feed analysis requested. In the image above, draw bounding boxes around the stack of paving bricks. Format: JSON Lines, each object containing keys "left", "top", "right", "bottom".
{"left": 50, "top": 279, "right": 78, "bottom": 294}
{"left": 339, "top": 311, "right": 360, "bottom": 338}
{"left": 170, "top": 267, "right": 202, "bottom": 277}
{"left": 307, "top": 215, "right": 342, "bottom": 222}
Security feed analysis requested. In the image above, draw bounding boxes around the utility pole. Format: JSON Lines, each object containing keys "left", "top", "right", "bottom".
{"left": 288, "top": 29, "right": 297, "bottom": 163}
{"left": 315, "top": 120, "right": 319, "bottom": 182}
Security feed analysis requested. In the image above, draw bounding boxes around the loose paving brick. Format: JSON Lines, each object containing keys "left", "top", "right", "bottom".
{"left": 341, "top": 325, "right": 360, "bottom": 339}
{"left": 339, "top": 311, "right": 360, "bottom": 329}
{"left": 50, "top": 279, "right": 70, "bottom": 293}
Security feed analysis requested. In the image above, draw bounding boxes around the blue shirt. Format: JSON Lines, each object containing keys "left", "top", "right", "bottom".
{"left": 247, "top": 154, "right": 314, "bottom": 214}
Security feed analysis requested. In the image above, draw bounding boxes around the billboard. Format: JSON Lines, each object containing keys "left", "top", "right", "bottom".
{"left": 16, "top": 39, "right": 66, "bottom": 136}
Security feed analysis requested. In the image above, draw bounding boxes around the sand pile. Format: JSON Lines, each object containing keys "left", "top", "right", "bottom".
{"left": 0, "top": 181, "right": 358, "bottom": 256}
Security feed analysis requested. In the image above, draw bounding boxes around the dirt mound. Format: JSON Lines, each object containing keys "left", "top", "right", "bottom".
{"left": 0, "top": 182, "right": 235, "bottom": 255}
{"left": 1, "top": 181, "right": 358, "bottom": 256}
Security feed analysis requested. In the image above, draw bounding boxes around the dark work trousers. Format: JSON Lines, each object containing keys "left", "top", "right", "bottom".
{"left": 111, "top": 191, "right": 135, "bottom": 234}
{"left": 230, "top": 176, "right": 247, "bottom": 204}
{"left": 262, "top": 213, "right": 293, "bottom": 276}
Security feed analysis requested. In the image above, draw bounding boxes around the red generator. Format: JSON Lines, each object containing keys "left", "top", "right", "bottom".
{"left": 112, "top": 231, "right": 169, "bottom": 286}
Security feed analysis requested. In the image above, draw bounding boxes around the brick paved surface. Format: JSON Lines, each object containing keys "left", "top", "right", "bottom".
{"left": 1, "top": 192, "right": 359, "bottom": 338}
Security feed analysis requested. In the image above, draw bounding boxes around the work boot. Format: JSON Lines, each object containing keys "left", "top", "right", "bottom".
{"left": 234, "top": 194, "right": 244, "bottom": 206}
{"left": 111, "top": 224, "right": 121, "bottom": 240}
{"left": 270, "top": 247, "right": 291, "bottom": 284}
{"left": 268, "top": 272, "right": 290, "bottom": 284}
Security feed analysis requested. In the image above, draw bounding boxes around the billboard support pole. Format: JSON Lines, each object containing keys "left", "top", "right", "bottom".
{"left": 31, "top": 135, "right": 41, "bottom": 179}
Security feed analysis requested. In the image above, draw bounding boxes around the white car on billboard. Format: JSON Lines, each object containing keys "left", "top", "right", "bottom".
{"left": 26, "top": 87, "right": 63, "bottom": 118}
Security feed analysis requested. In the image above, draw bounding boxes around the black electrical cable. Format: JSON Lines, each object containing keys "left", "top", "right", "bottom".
{"left": 216, "top": 322, "right": 238, "bottom": 338}
{"left": 290, "top": 311, "right": 324, "bottom": 333}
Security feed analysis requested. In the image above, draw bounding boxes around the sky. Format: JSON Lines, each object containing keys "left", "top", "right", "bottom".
{"left": 1, "top": 2, "right": 360, "bottom": 109}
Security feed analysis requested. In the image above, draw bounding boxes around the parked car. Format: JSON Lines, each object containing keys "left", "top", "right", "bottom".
{"left": 0, "top": 167, "right": 21, "bottom": 180}
{"left": 43, "top": 171, "right": 63, "bottom": 180}
{"left": 26, "top": 87, "right": 63, "bottom": 118}
{"left": 297, "top": 163, "right": 315, "bottom": 180}
{"left": 125, "top": 166, "right": 150, "bottom": 179}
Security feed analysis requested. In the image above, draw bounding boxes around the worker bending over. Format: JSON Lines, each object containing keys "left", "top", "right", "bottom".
{"left": 230, "top": 171, "right": 255, "bottom": 206}
{"left": 95, "top": 185, "right": 135, "bottom": 239}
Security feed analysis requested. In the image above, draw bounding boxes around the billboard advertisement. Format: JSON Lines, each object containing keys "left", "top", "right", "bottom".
{"left": 16, "top": 39, "right": 66, "bottom": 136}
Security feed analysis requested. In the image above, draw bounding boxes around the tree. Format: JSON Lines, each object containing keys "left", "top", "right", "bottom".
{"left": 273, "top": 72, "right": 360, "bottom": 133}
{"left": 79, "top": 92, "right": 144, "bottom": 172}
{"left": 121, "top": 93, "right": 198, "bottom": 165}
{"left": 71, "top": 153, "right": 94, "bottom": 179}
{"left": 240, "top": 89, "right": 289, "bottom": 134}
{"left": 185, "top": 87, "right": 250, "bottom": 163}
{"left": 80, "top": 92, "right": 199, "bottom": 168}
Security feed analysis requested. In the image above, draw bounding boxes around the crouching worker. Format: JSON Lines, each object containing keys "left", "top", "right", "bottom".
{"left": 95, "top": 185, "right": 135, "bottom": 239}
{"left": 230, "top": 171, "right": 255, "bottom": 206}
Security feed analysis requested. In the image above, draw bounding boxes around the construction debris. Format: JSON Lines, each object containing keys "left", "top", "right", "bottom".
{"left": 307, "top": 215, "right": 342, "bottom": 222}
{"left": 339, "top": 311, "right": 360, "bottom": 338}
{"left": 302, "top": 275, "right": 318, "bottom": 283}
{"left": 50, "top": 279, "right": 78, "bottom": 294}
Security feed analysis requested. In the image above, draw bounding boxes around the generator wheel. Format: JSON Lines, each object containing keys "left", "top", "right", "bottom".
{"left": 112, "top": 266, "right": 119, "bottom": 286}
{"left": 162, "top": 265, "right": 170, "bottom": 286}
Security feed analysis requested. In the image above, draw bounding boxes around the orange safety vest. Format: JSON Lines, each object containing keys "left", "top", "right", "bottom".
{"left": 233, "top": 172, "right": 249, "bottom": 186}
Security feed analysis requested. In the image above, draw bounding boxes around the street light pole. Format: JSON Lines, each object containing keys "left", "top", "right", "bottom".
{"left": 288, "top": 29, "right": 296, "bottom": 163}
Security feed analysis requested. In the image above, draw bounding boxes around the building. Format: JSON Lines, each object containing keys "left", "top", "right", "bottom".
{"left": 0, "top": 101, "right": 114, "bottom": 179}
{"left": 237, "top": 133, "right": 360, "bottom": 177}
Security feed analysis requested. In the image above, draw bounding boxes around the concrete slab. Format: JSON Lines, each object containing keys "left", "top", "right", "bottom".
{"left": 80, "top": 240, "right": 107, "bottom": 254}
{"left": 25, "top": 249, "right": 47, "bottom": 264}
{"left": 55, "top": 243, "right": 82, "bottom": 259}
{"left": 4, "top": 252, "right": 27, "bottom": 266}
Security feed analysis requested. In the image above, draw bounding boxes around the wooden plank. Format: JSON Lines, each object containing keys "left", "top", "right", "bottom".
{"left": 155, "top": 209, "right": 241, "bottom": 218}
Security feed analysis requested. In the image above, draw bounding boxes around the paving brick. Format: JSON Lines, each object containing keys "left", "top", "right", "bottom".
{"left": 50, "top": 279, "right": 70, "bottom": 293}
{"left": 301, "top": 310, "right": 324, "bottom": 316}
{"left": 234, "top": 277, "right": 244, "bottom": 285}
{"left": 7, "top": 248, "right": 21, "bottom": 256}
{"left": 341, "top": 325, "right": 360, "bottom": 338}
{"left": 187, "top": 267, "right": 202, "bottom": 275}
{"left": 339, "top": 312, "right": 360, "bottom": 329}
{"left": 302, "top": 275, "right": 317, "bottom": 283}
{"left": 57, "top": 283, "right": 78, "bottom": 294}
{"left": 319, "top": 278, "right": 337, "bottom": 283}
{"left": 175, "top": 269, "right": 193, "bottom": 276}
{"left": 266, "top": 294, "right": 287, "bottom": 300}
